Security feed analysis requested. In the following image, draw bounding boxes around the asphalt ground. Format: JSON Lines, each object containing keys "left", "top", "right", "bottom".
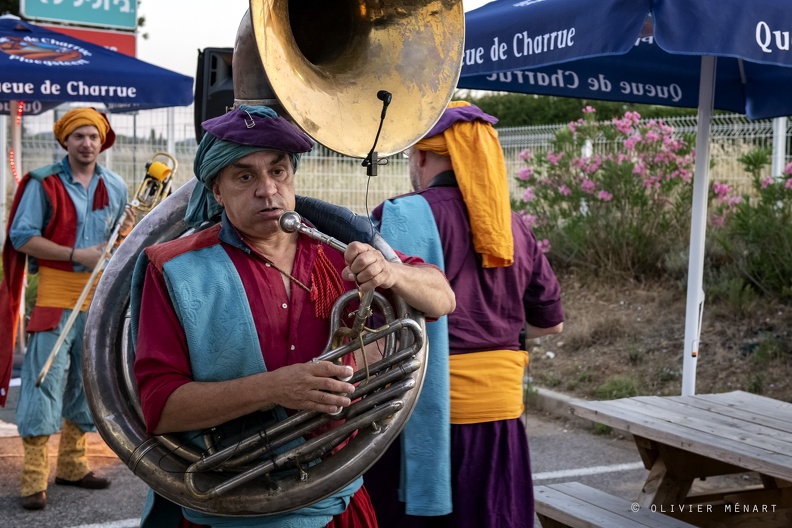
{"left": 0, "top": 381, "right": 662, "bottom": 528}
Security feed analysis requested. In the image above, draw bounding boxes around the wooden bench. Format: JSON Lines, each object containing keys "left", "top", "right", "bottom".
{"left": 534, "top": 482, "right": 698, "bottom": 528}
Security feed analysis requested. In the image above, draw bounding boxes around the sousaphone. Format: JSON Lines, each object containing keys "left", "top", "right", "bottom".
{"left": 83, "top": 0, "right": 463, "bottom": 517}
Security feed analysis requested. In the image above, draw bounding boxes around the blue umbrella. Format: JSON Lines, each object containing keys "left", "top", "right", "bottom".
{"left": 459, "top": 0, "right": 792, "bottom": 395}
{"left": 0, "top": 18, "right": 193, "bottom": 110}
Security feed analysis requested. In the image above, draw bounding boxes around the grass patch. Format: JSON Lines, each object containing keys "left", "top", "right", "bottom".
{"left": 594, "top": 376, "right": 641, "bottom": 400}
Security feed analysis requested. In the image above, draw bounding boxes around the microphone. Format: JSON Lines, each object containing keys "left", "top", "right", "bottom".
{"left": 377, "top": 90, "right": 392, "bottom": 120}
{"left": 364, "top": 89, "right": 394, "bottom": 176}
{"left": 377, "top": 90, "right": 392, "bottom": 106}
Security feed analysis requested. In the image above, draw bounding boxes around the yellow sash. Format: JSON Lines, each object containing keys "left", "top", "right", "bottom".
{"left": 36, "top": 266, "right": 99, "bottom": 311}
{"left": 449, "top": 350, "right": 528, "bottom": 425}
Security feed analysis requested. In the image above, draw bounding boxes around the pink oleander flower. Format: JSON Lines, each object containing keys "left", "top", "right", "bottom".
{"left": 613, "top": 118, "right": 633, "bottom": 135}
{"left": 624, "top": 111, "right": 641, "bottom": 124}
{"left": 712, "top": 182, "right": 732, "bottom": 199}
{"left": 517, "top": 167, "right": 534, "bottom": 181}
{"left": 558, "top": 184, "right": 572, "bottom": 196}
{"left": 597, "top": 190, "right": 613, "bottom": 201}
{"left": 632, "top": 162, "right": 648, "bottom": 177}
{"left": 785, "top": 162, "right": 792, "bottom": 176}
{"left": 643, "top": 176, "right": 660, "bottom": 189}
{"left": 580, "top": 179, "right": 596, "bottom": 194}
{"left": 644, "top": 131, "right": 660, "bottom": 142}
{"left": 585, "top": 161, "right": 600, "bottom": 173}
{"left": 710, "top": 215, "right": 726, "bottom": 228}
{"left": 667, "top": 169, "right": 689, "bottom": 183}
{"left": 761, "top": 177, "right": 774, "bottom": 189}
{"left": 582, "top": 105, "right": 596, "bottom": 114}
{"left": 523, "top": 188, "right": 536, "bottom": 202}
{"left": 728, "top": 196, "right": 743, "bottom": 206}
{"left": 519, "top": 149, "right": 533, "bottom": 161}
{"left": 786, "top": 178, "right": 792, "bottom": 189}
{"left": 537, "top": 239, "right": 552, "bottom": 253}
{"left": 623, "top": 135, "right": 640, "bottom": 151}
{"left": 520, "top": 213, "right": 538, "bottom": 228}
{"left": 546, "top": 151, "right": 565, "bottom": 165}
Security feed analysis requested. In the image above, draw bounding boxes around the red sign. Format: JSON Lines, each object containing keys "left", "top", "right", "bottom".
{"left": 40, "top": 24, "right": 136, "bottom": 58}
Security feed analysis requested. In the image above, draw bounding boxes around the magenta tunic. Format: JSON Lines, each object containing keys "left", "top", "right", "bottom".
{"left": 368, "top": 179, "right": 564, "bottom": 528}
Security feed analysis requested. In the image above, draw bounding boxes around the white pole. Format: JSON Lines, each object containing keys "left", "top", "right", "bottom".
{"left": 167, "top": 107, "right": 176, "bottom": 156}
{"left": 681, "top": 56, "right": 717, "bottom": 396}
{"left": 771, "top": 117, "right": 788, "bottom": 177}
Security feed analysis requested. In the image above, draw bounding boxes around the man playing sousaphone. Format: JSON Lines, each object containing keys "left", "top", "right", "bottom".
{"left": 131, "top": 105, "right": 456, "bottom": 527}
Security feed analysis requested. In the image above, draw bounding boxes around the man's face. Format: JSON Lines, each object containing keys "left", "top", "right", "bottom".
{"left": 65, "top": 125, "right": 102, "bottom": 166}
{"left": 212, "top": 150, "right": 296, "bottom": 240}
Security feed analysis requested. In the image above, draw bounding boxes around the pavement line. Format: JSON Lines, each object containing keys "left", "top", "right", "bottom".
{"left": 533, "top": 461, "right": 645, "bottom": 481}
{"left": 67, "top": 520, "right": 140, "bottom": 528}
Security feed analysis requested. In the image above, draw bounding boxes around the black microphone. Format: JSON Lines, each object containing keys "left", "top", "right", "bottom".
{"left": 377, "top": 90, "right": 392, "bottom": 105}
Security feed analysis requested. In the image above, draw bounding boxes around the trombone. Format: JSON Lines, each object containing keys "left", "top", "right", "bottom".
{"left": 35, "top": 152, "right": 178, "bottom": 387}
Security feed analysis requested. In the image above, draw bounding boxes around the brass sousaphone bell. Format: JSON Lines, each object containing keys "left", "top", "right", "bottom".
{"left": 83, "top": 0, "right": 464, "bottom": 517}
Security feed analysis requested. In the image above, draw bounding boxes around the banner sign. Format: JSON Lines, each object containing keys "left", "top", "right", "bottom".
{"left": 21, "top": 0, "right": 137, "bottom": 30}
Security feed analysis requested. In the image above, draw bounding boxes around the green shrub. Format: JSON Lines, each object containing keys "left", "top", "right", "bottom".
{"left": 513, "top": 107, "right": 695, "bottom": 280}
{"left": 710, "top": 149, "right": 792, "bottom": 299}
{"left": 594, "top": 376, "right": 641, "bottom": 400}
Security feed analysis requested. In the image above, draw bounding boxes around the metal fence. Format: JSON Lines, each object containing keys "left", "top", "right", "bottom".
{"left": 3, "top": 104, "right": 790, "bottom": 219}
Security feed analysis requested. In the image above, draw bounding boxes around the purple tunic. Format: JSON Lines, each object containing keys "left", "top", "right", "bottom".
{"left": 367, "top": 182, "right": 563, "bottom": 528}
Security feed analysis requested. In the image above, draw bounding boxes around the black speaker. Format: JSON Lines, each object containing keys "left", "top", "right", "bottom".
{"left": 194, "top": 47, "right": 234, "bottom": 143}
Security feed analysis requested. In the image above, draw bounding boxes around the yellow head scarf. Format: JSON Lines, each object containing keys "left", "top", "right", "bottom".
{"left": 53, "top": 108, "right": 115, "bottom": 152}
{"left": 415, "top": 101, "right": 514, "bottom": 268}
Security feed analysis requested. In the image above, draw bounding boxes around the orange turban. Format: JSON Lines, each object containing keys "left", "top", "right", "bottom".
{"left": 53, "top": 107, "right": 116, "bottom": 152}
{"left": 415, "top": 101, "right": 514, "bottom": 268}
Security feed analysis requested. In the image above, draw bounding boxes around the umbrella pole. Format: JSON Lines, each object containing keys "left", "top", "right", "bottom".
{"left": 682, "top": 56, "right": 717, "bottom": 396}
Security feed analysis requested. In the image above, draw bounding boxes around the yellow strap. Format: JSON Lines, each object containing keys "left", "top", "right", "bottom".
{"left": 449, "top": 350, "right": 528, "bottom": 425}
{"left": 36, "top": 266, "right": 100, "bottom": 311}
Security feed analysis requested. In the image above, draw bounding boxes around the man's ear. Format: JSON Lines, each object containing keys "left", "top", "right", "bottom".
{"left": 212, "top": 180, "right": 223, "bottom": 206}
{"left": 417, "top": 149, "right": 428, "bottom": 168}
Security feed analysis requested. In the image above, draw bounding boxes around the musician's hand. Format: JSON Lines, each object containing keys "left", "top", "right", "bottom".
{"left": 119, "top": 205, "right": 136, "bottom": 237}
{"left": 264, "top": 361, "right": 355, "bottom": 414}
{"left": 71, "top": 243, "right": 106, "bottom": 270}
{"left": 343, "top": 241, "right": 395, "bottom": 293}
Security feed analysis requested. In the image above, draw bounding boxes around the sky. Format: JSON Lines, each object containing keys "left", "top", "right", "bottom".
{"left": 136, "top": 0, "right": 494, "bottom": 79}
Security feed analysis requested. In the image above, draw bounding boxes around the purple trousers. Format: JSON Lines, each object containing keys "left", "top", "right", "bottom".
{"left": 365, "top": 418, "right": 534, "bottom": 528}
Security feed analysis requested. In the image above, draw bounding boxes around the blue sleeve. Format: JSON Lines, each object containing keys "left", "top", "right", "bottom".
{"left": 9, "top": 179, "right": 49, "bottom": 250}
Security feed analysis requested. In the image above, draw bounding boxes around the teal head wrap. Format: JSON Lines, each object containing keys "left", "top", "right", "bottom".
{"left": 185, "top": 105, "right": 313, "bottom": 227}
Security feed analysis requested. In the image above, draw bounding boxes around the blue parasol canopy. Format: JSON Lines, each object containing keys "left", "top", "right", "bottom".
{"left": 460, "top": 0, "right": 792, "bottom": 120}
{"left": 459, "top": 0, "right": 792, "bottom": 396}
{"left": 0, "top": 18, "right": 193, "bottom": 110}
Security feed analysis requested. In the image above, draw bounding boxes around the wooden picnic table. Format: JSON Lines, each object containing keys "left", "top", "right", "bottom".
{"left": 569, "top": 390, "right": 792, "bottom": 527}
